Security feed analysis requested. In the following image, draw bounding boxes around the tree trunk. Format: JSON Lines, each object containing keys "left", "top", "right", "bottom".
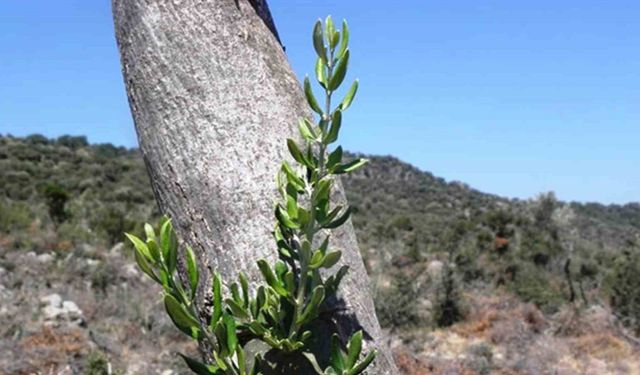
{"left": 112, "top": 0, "right": 397, "bottom": 373}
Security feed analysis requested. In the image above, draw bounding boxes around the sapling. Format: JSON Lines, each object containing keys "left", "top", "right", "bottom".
{"left": 126, "top": 17, "right": 376, "bottom": 375}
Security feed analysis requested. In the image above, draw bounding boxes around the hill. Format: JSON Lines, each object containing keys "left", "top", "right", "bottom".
{"left": 1, "top": 134, "right": 639, "bottom": 374}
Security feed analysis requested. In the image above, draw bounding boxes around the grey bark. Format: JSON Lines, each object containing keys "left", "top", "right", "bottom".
{"left": 112, "top": 0, "right": 397, "bottom": 373}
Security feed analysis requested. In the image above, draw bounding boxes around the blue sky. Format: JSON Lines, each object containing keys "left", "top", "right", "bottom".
{"left": 1, "top": 1, "right": 638, "bottom": 204}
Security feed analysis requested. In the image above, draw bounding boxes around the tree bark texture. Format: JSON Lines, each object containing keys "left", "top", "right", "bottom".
{"left": 113, "top": 0, "right": 397, "bottom": 373}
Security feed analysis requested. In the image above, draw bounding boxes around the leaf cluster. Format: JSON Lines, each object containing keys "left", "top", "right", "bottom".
{"left": 125, "top": 17, "right": 376, "bottom": 375}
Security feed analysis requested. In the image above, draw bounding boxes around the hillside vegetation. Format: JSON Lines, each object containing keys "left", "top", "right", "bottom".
{"left": 1, "top": 134, "right": 639, "bottom": 374}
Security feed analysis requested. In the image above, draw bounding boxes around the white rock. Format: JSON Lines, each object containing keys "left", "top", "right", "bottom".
{"left": 40, "top": 293, "right": 84, "bottom": 326}
{"left": 110, "top": 242, "right": 125, "bottom": 254}
{"left": 427, "top": 260, "right": 444, "bottom": 278}
{"left": 124, "top": 263, "right": 140, "bottom": 278}
{"left": 37, "top": 253, "right": 54, "bottom": 263}
{"left": 41, "top": 293, "right": 63, "bottom": 308}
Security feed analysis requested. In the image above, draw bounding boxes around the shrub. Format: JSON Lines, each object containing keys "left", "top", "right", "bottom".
{"left": 0, "top": 200, "right": 32, "bottom": 233}
{"left": 42, "top": 183, "right": 69, "bottom": 224}
{"left": 375, "top": 271, "right": 421, "bottom": 328}
{"left": 86, "top": 351, "right": 110, "bottom": 375}
{"left": 509, "top": 264, "right": 564, "bottom": 314}
{"left": 56, "top": 135, "right": 88, "bottom": 149}
{"left": 433, "top": 262, "right": 466, "bottom": 327}
{"left": 610, "top": 246, "right": 640, "bottom": 335}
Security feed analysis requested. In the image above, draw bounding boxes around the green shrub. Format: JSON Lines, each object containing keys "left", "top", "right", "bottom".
{"left": 0, "top": 200, "right": 32, "bottom": 233}
{"left": 86, "top": 351, "right": 109, "bottom": 375}
{"left": 56, "top": 135, "right": 88, "bottom": 149}
{"left": 375, "top": 272, "right": 421, "bottom": 328}
{"left": 609, "top": 246, "right": 640, "bottom": 335}
{"left": 433, "top": 262, "right": 466, "bottom": 327}
{"left": 509, "top": 264, "right": 564, "bottom": 314}
{"left": 42, "top": 183, "right": 69, "bottom": 224}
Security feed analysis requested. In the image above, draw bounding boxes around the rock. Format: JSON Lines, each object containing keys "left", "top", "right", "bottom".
{"left": 41, "top": 293, "right": 62, "bottom": 307}
{"left": 110, "top": 242, "right": 125, "bottom": 254}
{"left": 36, "top": 253, "right": 54, "bottom": 263}
{"left": 86, "top": 259, "right": 100, "bottom": 267}
{"left": 40, "top": 293, "right": 84, "bottom": 327}
{"left": 161, "top": 370, "right": 174, "bottom": 375}
{"left": 427, "top": 260, "right": 444, "bottom": 278}
{"left": 25, "top": 251, "right": 36, "bottom": 258}
{"left": 124, "top": 264, "right": 140, "bottom": 279}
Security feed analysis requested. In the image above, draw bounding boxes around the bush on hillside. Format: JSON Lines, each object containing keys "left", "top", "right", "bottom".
{"left": 609, "top": 245, "right": 640, "bottom": 335}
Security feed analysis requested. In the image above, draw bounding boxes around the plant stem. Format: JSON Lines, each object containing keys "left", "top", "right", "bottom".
{"left": 288, "top": 47, "right": 335, "bottom": 341}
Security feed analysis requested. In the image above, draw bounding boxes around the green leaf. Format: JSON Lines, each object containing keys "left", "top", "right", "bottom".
{"left": 131, "top": 239, "right": 159, "bottom": 283}
{"left": 275, "top": 204, "right": 300, "bottom": 229}
{"left": 224, "top": 313, "right": 238, "bottom": 354}
{"left": 321, "top": 205, "right": 343, "bottom": 226}
{"left": 328, "top": 49, "right": 349, "bottom": 91}
{"left": 159, "top": 218, "right": 172, "bottom": 260}
{"left": 329, "top": 334, "right": 345, "bottom": 372}
{"left": 315, "top": 178, "right": 332, "bottom": 203}
{"left": 347, "top": 350, "right": 376, "bottom": 375}
{"left": 297, "top": 286, "right": 325, "bottom": 325}
{"left": 319, "top": 235, "right": 331, "bottom": 255}
{"left": 211, "top": 272, "right": 223, "bottom": 327}
{"left": 248, "top": 321, "right": 267, "bottom": 336}
{"left": 287, "top": 139, "right": 307, "bottom": 165}
{"left": 322, "top": 251, "right": 342, "bottom": 269}
{"left": 331, "top": 31, "right": 340, "bottom": 51}
{"left": 178, "top": 353, "right": 218, "bottom": 375}
{"left": 281, "top": 161, "right": 305, "bottom": 191}
{"left": 323, "top": 110, "right": 342, "bottom": 144}
{"left": 298, "top": 206, "right": 311, "bottom": 229}
{"left": 346, "top": 330, "right": 363, "bottom": 369}
{"left": 298, "top": 118, "right": 317, "bottom": 141}
{"left": 236, "top": 345, "right": 246, "bottom": 375}
{"left": 226, "top": 298, "right": 250, "bottom": 320}
{"left": 186, "top": 246, "right": 199, "bottom": 299}
{"left": 304, "top": 76, "right": 324, "bottom": 115}
{"left": 239, "top": 272, "right": 250, "bottom": 307}
{"left": 146, "top": 238, "right": 162, "bottom": 263}
{"left": 324, "top": 207, "right": 352, "bottom": 229}
{"left": 144, "top": 223, "right": 155, "bottom": 241}
{"left": 302, "top": 352, "right": 325, "bottom": 375}
{"left": 167, "top": 233, "right": 178, "bottom": 274}
{"left": 286, "top": 195, "right": 298, "bottom": 220}
{"left": 309, "top": 250, "right": 325, "bottom": 269}
{"left": 300, "top": 240, "right": 312, "bottom": 263}
{"left": 284, "top": 270, "right": 295, "bottom": 295}
{"left": 334, "top": 158, "right": 368, "bottom": 174}
{"left": 125, "top": 233, "right": 152, "bottom": 261}
{"left": 325, "top": 16, "right": 336, "bottom": 49}
{"left": 164, "top": 294, "right": 201, "bottom": 339}
{"left": 338, "top": 20, "right": 349, "bottom": 60}
{"left": 250, "top": 354, "right": 264, "bottom": 375}
{"left": 340, "top": 79, "right": 359, "bottom": 111}
{"left": 327, "top": 146, "right": 343, "bottom": 170}
{"left": 213, "top": 350, "right": 228, "bottom": 370}
{"left": 315, "top": 57, "right": 327, "bottom": 88}
{"left": 257, "top": 259, "right": 288, "bottom": 297}
{"left": 313, "top": 20, "right": 326, "bottom": 62}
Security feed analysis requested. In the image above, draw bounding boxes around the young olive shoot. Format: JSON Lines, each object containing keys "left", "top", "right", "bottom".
{"left": 126, "top": 17, "right": 374, "bottom": 375}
